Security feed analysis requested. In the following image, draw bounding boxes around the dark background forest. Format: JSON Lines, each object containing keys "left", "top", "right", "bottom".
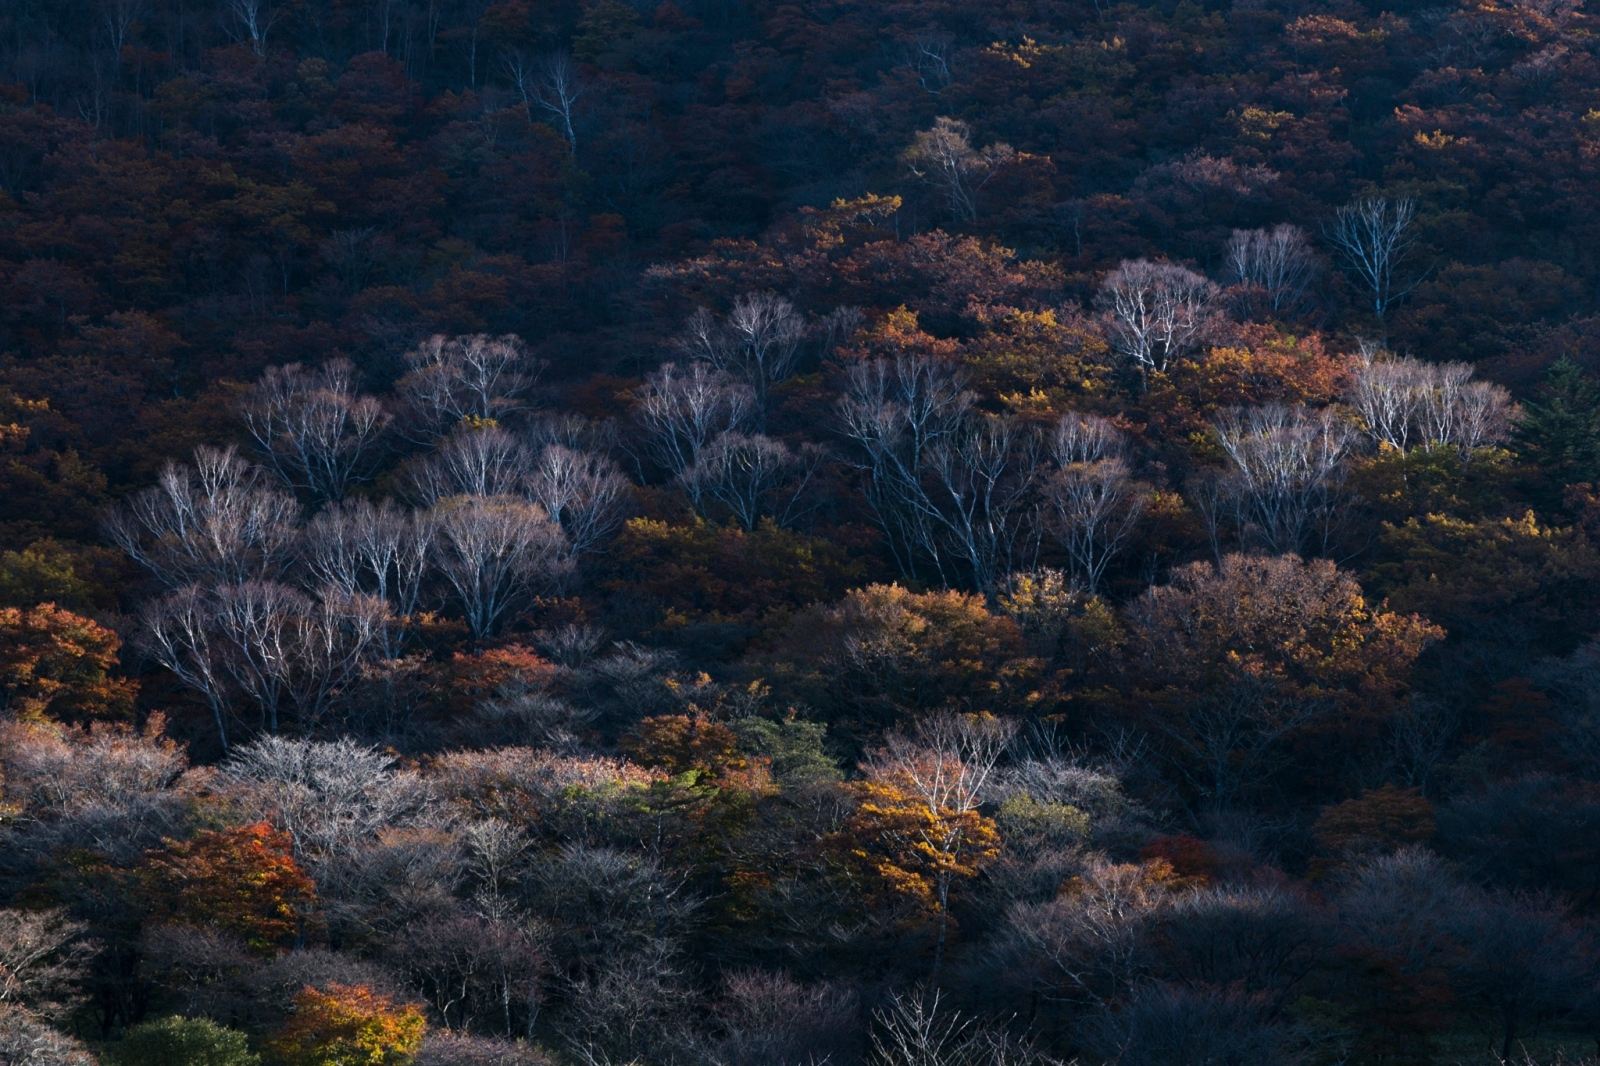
{"left": 2, "top": 0, "right": 1600, "bottom": 1063}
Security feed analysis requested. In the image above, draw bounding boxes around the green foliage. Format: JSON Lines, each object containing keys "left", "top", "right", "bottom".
{"left": 114, "top": 1016, "right": 260, "bottom": 1066}
{"left": 1516, "top": 358, "right": 1600, "bottom": 494}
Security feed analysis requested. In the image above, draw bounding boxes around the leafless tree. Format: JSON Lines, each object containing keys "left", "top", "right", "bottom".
{"left": 1096, "top": 259, "right": 1221, "bottom": 378}
{"left": 901, "top": 117, "right": 1015, "bottom": 223}
{"left": 1005, "top": 858, "right": 1173, "bottom": 1008}
{"left": 223, "top": 0, "right": 276, "bottom": 56}
{"left": 397, "top": 334, "right": 542, "bottom": 439}
{"left": 633, "top": 362, "right": 757, "bottom": 488}
{"left": 679, "top": 432, "right": 823, "bottom": 530}
{"left": 429, "top": 496, "right": 570, "bottom": 638}
{"left": 524, "top": 444, "right": 632, "bottom": 557}
{"left": 900, "top": 30, "right": 955, "bottom": 94}
{"left": 218, "top": 735, "right": 430, "bottom": 862}
{"left": 870, "top": 987, "right": 1059, "bottom": 1065}
{"left": 924, "top": 417, "right": 1046, "bottom": 596}
{"left": 1224, "top": 223, "right": 1319, "bottom": 317}
{"left": 1348, "top": 350, "right": 1515, "bottom": 454}
{"left": 303, "top": 499, "right": 436, "bottom": 649}
{"left": 408, "top": 425, "right": 532, "bottom": 505}
{"left": 396, "top": 911, "right": 543, "bottom": 1038}
{"left": 679, "top": 293, "right": 807, "bottom": 416}
{"left": 709, "top": 971, "right": 860, "bottom": 1064}
{"left": 1324, "top": 196, "right": 1419, "bottom": 318}
{"left": 1210, "top": 404, "right": 1355, "bottom": 555}
{"left": 0, "top": 910, "right": 95, "bottom": 1013}
{"left": 141, "top": 582, "right": 390, "bottom": 741}
{"left": 838, "top": 352, "right": 973, "bottom": 583}
{"left": 505, "top": 51, "right": 583, "bottom": 155}
{"left": 0, "top": 1005, "right": 97, "bottom": 1066}
{"left": 241, "top": 359, "right": 390, "bottom": 500}
{"left": 1083, "top": 983, "right": 1303, "bottom": 1066}
{"left": 108, "top": 445, "right": 300, "bottom": 588}
{"left": 1043, "top": 413, "right": 1148, "bottom": 592}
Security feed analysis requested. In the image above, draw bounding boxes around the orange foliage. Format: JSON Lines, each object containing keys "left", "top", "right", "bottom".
{"left": 140, "top": 822, "right": 317, "bottom": 953}
{"left": 269, "top": 983, "right": 425, "bottom": 1066}
{"left": 0, "top": 602, "right": 135, "bottom": 722}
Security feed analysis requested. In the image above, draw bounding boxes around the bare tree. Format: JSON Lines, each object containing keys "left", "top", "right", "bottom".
{"left": 901, "top": 117, "right": 1015, "bottom": 224}
{"left": 429, "top": 496, "right": 570, "bottom": 638}
{"left": 1224, "top": 223, "right": 1319, "bottom": 317}
{"left": 505, "top": 51, "right": 583, "bottom": 155}
{"left": 679, "top": 293, "right": 807, "bottom": 417}
{"left": 218, "top": 735, "right": 429, "bottom": 861}
{"left": 524, "top": 444, "right": 632, "bottom": 557}
{"left": 0, "top": 909, "right": 95, "bottom": 1012}
{"left": 633, "top": 362, "right": 757, "bottom": 488}
{"left": 1348, "top": 350, "right": 1515, "bottom": 454}
{"left": 108, "top": 445, "right": 300, "bottom": 588}
{"left": 1096, "top": 259, "right": 1220, "bottom": 379}
{"left": 141, "top": 582, "right": 390, "bottom": 740}
{"left": 1043, "top": 413, "right": 1148, "bottom": 592}
{"left": 303, "top": 499, "right": 436, "bottom": 657}
{"left": 870, "top": 987, "right": 1056, "bottom": 1065}
{"left": 396, "top": 334, "right": 543, "bottom": 439}
{"left": 395, "top": 911, "right": 543, "bottom": 1038}
{"left": 241, "top": 359, "right": 390, "bottom": 501}
{"left": 837, "top": 352, "right": 973, "bottom": 584}
{"left": 223, "top": 0, "right": 276, "bottom": 56}
{"left": 407, "top": 425, "right": 532, "bottom": 505}
{"left": 923, "top": 417, "right": 1045, "bottom": 597}
{"left": 1210, "top": 404, "right": 1355, "bottom": 555}
{"left": 1005, "top": 858, "right": 1173, "bottom": 1007}
{"left": 1324, "top": 196, "right": 1419, "bottom": 319}
{"left": 679, "top": 432, "right": 822, "bottom": 531}
{"left": 0, "top": 1005, "right": 97, "bottom": 1066}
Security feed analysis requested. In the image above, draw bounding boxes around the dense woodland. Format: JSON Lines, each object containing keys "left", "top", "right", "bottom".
{"left": 3, "top": 0, "right": 1600, "bottom": 1063}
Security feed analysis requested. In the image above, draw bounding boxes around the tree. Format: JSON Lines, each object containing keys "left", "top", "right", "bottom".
{"left": 1325, "top": 196, "right": 1419, "bottom": 319}
{"left": 303, "top": 500, "right": 435, "bottom": 654}
{"left": 1043, "top": 413, "right": 1148, "bottom": 592}
{"left": 217, "top": 737, "right": 425, "bottom": 863}
{"left": 843, "top": 713, "right": 1016, "bottom": 975}
{"left": 269, "top": 983, "right": 426, "bottom": 1066}
{"left": 0, "top": 908, "right": 95, "bottom": 1012}
{"left": 1096, "top": 259, "right": 1220, "bottom": 378}
{"left": 0, "top": 603, "right": 135, "bottom": 721}
{"left": 523, "top": 444, "right": 631, "bottom": 557}
{"left": 396, "top": 336, "right": 541, "bottom": 440}
{"left": 1004, "top": 858, "right": 1180, "bottom": 1008}
{"left": 393, "top": 913, "right": 542, "bottom": 1039}
{"left": 901, "top": 117, "right": 1015, "bottom": 224}
{"left": 1224, "top": 223, "right": 1319, "bottom": 317}
{"left": 139, "top": 822, "right": 318, "bottom": 954}
{"left": 429, "top": 496, "right": 570, "bottom": 638}
{"left": 1516, "top": 357, "right": 1600, "bottom": 490}
{"left": 837, "top": 349, "right": 973, "bottom": 584}
{"left": 1123, "top": 554, "right": 1441, "bottom": 809}
{"left": 406, "top": 426, "right": 531, "bottom": 506}
{"left": 1207, "top": 404, "right": 1355, "bottom": 556}
{"left": 679, "top": 432, "right": 821, "bottom": 531}
{"left": 679, "top": 293, "right": 807, "bottom": 417}
{"left": 1348, "top": 352, "right": 1514, "bottom": 455}
{"left": 0, "top": 1004, "right": 97, "bottom": 1066}
{"left": 241, "top": 360, "right": 389, "bottom": 502}
{"left": 114, "top": 1016, "right": 260, "bottom": 1066}
{"left": 107, "top": 446, "right": 299, "bottom": 589}
{"left": 632, "top": 362, "right": 756, "bottom": 489}
{"left": 1446, "top": 891, "right": 1595, "bottom": 1062}
{"left": 505, "top": 51, "right": 583, "bottom": 155}
{"left": 139, "top": 582, "right": 389, "bottom": 742}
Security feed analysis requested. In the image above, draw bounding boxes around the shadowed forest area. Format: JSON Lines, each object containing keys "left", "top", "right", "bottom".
{"left": 2, "top": 0, "right": 1600, "bottom": 1063}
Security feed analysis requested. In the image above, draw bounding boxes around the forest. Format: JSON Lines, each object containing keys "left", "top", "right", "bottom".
{"left": 1, "top": 0, "right": 1600, "bottom": 1063}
